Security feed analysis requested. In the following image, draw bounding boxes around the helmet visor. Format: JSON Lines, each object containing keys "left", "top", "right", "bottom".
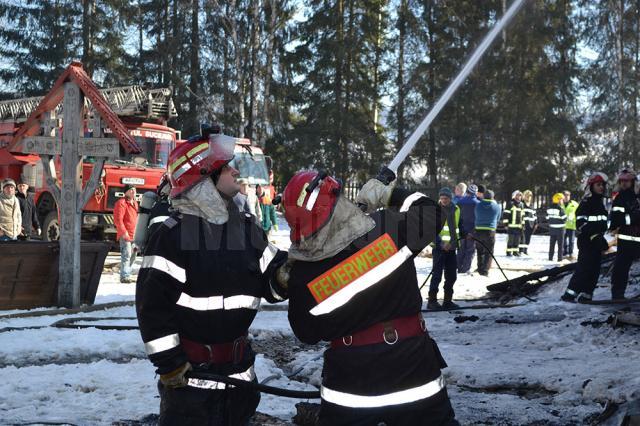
{"left": 209, "top": 134, "right": 236, "bottom": 164}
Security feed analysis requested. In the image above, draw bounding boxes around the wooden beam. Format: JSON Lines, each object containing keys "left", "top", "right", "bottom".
{"left": 78, "top": 137, "right": 120, "bottom": 158}
{"left": 23, "top": 136, "right": 61, "bottom": 155}
{"left": 39, "top": 155, "right": 61, "bottom": 203}
{"left": 57, "top": 82, "right": 83, "bottom": 308}
{"left": 78, "top": 158, "right": 105, "bottom": 209}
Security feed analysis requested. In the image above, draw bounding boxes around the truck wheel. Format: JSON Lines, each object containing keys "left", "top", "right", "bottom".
{"left": 42, "top": 211, "right": 61, "bottom": 241}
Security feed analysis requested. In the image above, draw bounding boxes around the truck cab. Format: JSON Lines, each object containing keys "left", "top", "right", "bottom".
{"left": 0, "top": 85, "right": 178, "bottom": 241}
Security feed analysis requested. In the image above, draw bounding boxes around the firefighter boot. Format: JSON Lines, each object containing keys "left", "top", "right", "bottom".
{"left": 442, "top": 292, "right": 460, "bottom": 310}
{"left": 427, "top": 292, "right": 442, "bottom": 310}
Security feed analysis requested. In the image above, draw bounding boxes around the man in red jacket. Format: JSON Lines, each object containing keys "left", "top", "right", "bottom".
{"left": 114, "top": 184, "right": 139, "bottom": 283}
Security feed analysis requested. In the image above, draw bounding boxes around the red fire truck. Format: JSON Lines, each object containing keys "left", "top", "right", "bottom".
{"left": 0, "top": 85, "right": 178, "bottom": 241}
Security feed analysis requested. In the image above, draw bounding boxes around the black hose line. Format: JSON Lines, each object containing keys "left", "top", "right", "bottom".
{"left": 187, "top": 371, "right": 321, "bottom": 399}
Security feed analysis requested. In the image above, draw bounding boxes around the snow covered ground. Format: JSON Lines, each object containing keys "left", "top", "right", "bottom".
{"left": 1, "top": 215, "right": 639, "bottom": 425}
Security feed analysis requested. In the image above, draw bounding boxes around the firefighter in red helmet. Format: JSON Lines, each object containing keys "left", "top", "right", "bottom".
{"left": 136, "top": 129, "right": 288, "bottom": 425}
{"left": 562, "top": 172, "right": 610, "bottom": 303}
{"left": 281, "top": 171, "right": 458, "bottom": 425}
{"left": 609, "top": 167, "right": 640, "bottom": 299}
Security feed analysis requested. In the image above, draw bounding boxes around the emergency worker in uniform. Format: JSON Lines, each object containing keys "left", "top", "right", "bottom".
{"left": 561, "top": 173, "right": 609, "bottom": 303}
{"left": 281, "top": 171, "right": 457, "bottom": 426}
{"left": 136, "top": 132, "right": 288, "bottom": 425}
{"left": 503, "top": 190, "right": 524, "bottom": 256}
{"left": 609, "top": 168, "right": 640, "bottom": 299}
{"left": 520, "top": 190, "right": 536, "bottom": 255}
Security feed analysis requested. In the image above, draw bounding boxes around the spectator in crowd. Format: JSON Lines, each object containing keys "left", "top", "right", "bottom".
{"left": 0, "top": 178, "right": 21, "bottom": 241}
{"left": 474, "top": 189, "right": 501, "bottom": 276}
{"left": 476, "top": 184, "right": 486, "bottom": 200}
{"left": 243, "top": 181, "right": 262, "bottom": 225}
{"left": 257, "top": 184, "right": 277, "bottom": 237}
{"left": 428, "top": 187, "right": 463, "bottom": 310}
{"left": 114, "top": 185, "right": 139, "bottom": 283}
{"left": 563, "top": 190, "right": 579, "bottom": 260}
{"left": 453, "top": 182, "right": 467, "bottom": 204}
{"left": 233, "top": 178, "right": 252, "bottom": 215}
{"left": 521, "top": 190, "right": 536, "bottom": 255}
{"left": 504, "top": 190, "right": 524, "bottom": 256}
{"left": 546, "top": 192, "right": 567, "bottom": 262}
{"left": 16, "top": 180, "right": 40, "bottom": 239}
{"left": 456, "top": 183, "right": 479, "bottom": 274}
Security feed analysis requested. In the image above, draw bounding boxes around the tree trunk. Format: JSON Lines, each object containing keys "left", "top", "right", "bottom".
{"left": 372, "top": 3, "right": 383, "bottom": 132}
{"left": 229, "top": 0, "right": 245, "bottom": 137}
{"left": 138, "top": 0, "right": 144, "bottom": 81}
{"left": 427, "top": 2, "right": 437, "bottom": 188}
{"left": 81, "top": 0, "right": 95, "bottom": 76}
{"left": 261, "top": 0, "right": 278, "bottom": 146}
{"left": 187, "top": 0, "right": 200, "bottom": 135}
{"left": 615, "top": 0, "right": 625, "bottom": 160}
{"left": 247, "top": 0, "right": 261, "bottom": 142}
{"left": 396, "top": 0, "right": 407, "bottom": 178}
{"left": 334, "top": 0, "right": 345, "bottom": 179}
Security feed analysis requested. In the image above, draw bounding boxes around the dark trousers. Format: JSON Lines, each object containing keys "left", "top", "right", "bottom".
{"left": 158, "top": 371, "right": 260, "bottom": 426}
{"left": 456, "top": 236, "right": 475, "bottom": 273}
{"left": 611, "top": 241, "right": 640, "bottom": 299}
{"left": 566, "top": 238, "right": 602, "bottom": 297}
{"left": 506, "top": 228, "right": 521, "bottom": 255}
{"left": 320, "top": 387, "right": 458, "bottom": 426}
{"left": 549, "top": 230, "right": 565, "bottom": 261}
{"left": 431, "top": 248, "right": 458, "bottom": 294}
{"left": 564, "top": 229, "right": 575, "bottom": 256}
{"left": 521, "top": 224, "right": 534, "bottom": 254}
{"left": 475, "top": 230, "right": 495, "bottom": 275}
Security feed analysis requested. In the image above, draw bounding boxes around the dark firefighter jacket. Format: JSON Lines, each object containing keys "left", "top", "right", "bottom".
{"left": 576, "top": 194, "right": 609, "bottom": 251}
{"left": 503, "top": 199, "right": 524, "bottom": 230}
{"left": 287, "top": 189, "right": 448, "bottom": 410}
{"left": 610, "top": 188, "right": 640, "bottom": 244}
{"left": 136, "top": 208, "right": 287, "bottom": 378}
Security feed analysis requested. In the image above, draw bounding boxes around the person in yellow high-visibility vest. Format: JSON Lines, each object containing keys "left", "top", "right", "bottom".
{"left": 428, "top": 187, "right": 464, "bottom": 310}
{"left": 563, "top": 191, "right": 579, "bottom": 260}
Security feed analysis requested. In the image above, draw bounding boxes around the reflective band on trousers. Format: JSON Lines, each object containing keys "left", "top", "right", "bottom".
{"left": 321, "top": 375, "right": 445, "bottom": 408}
{"left": 141, "top": 255, "right": 186, "bottom": 283}
{"left": 577, "top": 215, "right": 608, "bottom": 222}
{"left": 565, "top": 289, "right": 576, "bottom": 296}
{"left": 260, "top": 243, "right": 278, "bottom": 273}
{"left": 618, "top": 234, "right": 640, "bottom": 242}
{"left": 310, "top": 246, "right": 414, "bottom": 316}
{"left": 612, "top": 206, "right": 626, "bottom": 212}
{"left": 177, "top": 294, "right": 261, "bottom": 311}
{"left": 187, "top": 365, "right": 255, "bottom": 390}
{"left": 145, "top": 333, "right": 180, "bottom": 355}
{"left": 400, "top": 193, "right": 426, "bottom": 213}
{"left": 549, "top": 224, "right": 566, "bottom": 228}
{"left": 148, "top": 215, "right": 170, "bottom": 227}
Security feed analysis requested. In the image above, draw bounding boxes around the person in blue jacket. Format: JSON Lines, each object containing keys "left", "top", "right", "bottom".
{"left": 474, "top": 190, "right": 502, "bottom": 276}
{"left": 455, "top": 184, "right": 480, "bottom": 274}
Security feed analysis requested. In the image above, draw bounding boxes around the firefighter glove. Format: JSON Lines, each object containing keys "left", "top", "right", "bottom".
{"left": 160, "top": 362, "right": 192, "bottom": 389}
{"left": 356, "top": 179, "right": 395, "bottom": 213}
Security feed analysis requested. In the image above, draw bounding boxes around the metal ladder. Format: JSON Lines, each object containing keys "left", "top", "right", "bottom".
{"left": 0, "top": 85, "right": 177, "bottom": 122}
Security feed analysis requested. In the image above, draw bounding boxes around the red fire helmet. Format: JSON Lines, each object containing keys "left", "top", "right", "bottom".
{"left": 167, "top": 134, "right": 236, "bottom": 197}
{"left": 616, "top": 167, "right": 637, "bottom": 182}
{"left": 282, "top": 170, "right": 342, "bottom": 242}
{"left": 586, "top": 172, "right": 608, "bottom": 188}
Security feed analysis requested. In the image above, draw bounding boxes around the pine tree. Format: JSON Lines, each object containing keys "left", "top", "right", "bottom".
{"left": 0, "top": 0, "right": 81, "bottom": 96}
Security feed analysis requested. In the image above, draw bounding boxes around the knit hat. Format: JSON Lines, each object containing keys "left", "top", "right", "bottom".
{"left": 511, "top": 190, "right": 522, "bottom": 199}
{"left": 123, "top": 184, "right": 136, "bottom": 193}
{"left": 467, "top": 184, "right": 478, "bottom": 195}
{"left": 477, "top": 184, "right": 486, "bottom": 194}
{"left": 485, "top": 189, "right": 495, "bottom": 200}
{"left": 439, "top": 187, "right": 453, "bottom": 199}
{"left": 2, "top": 178, "right": 16, "bottom": 189}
